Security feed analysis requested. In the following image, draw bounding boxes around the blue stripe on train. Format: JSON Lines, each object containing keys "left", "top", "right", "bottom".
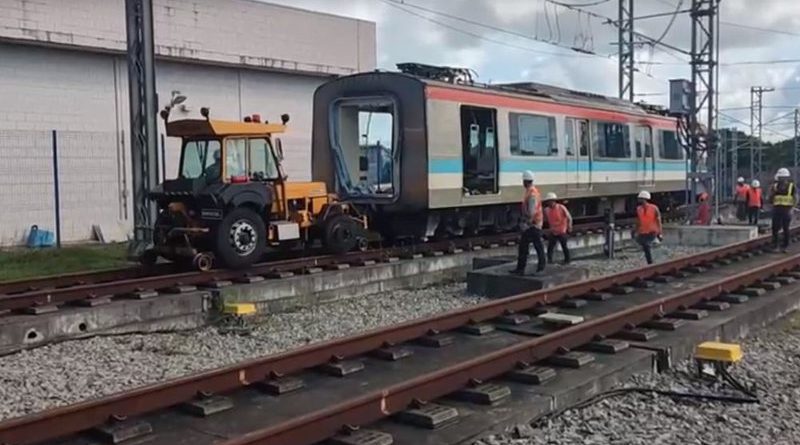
{"left": 428, "top": 158, "right": 687, "bottom": 174}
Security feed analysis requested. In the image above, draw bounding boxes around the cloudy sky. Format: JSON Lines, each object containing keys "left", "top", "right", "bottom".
{"left": 266, "top": 0, "right": 800, "bottom": 141}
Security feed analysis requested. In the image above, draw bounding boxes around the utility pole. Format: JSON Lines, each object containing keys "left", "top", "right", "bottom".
{"left": 730, "top": 127, "right": 738, "bottom": 199}
{"left": 750, "top": 86, "right": 774, "bottom": 179}
{"left": 618, "top": 0, "right": 634, "bottom": 101}
{"left": 686, "top": 0, "right": 720, "bottom": 204}
{"left": 125, "top": 0, "right": 159, "bottom": 260}
{"left": 794, "top": 109, "right": 799, "bottom": 175}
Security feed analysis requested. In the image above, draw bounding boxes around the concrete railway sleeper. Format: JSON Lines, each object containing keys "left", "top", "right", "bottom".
{"left": 0, "top": 220, "right": 637, "bottom": 314}
{"left": 0, "top": 227, "right": 797, "bottom": 445}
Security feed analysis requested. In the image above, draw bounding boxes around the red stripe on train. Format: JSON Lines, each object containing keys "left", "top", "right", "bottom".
{"left": 426, "top": 85, "right": 676, "bottom": 130}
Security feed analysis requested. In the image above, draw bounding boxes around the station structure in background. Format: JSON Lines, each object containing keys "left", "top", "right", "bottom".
{"left": 0, "top": 0, "right": 375, "bottom": 247}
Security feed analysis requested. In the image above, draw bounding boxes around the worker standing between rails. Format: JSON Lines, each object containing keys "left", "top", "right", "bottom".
{"left": 635, "top": 191, "right": 663, "bottom": 265}
{"left": 769, "top": 168, "right": 796, "bottom": 252}
{"left": 694, "top": 192, "right": 711, "bottom": 226}
{"left": 511, "top": 170, "right": 546, "bottom": 275}
{"left": 543, "top": 192, "right": 573, "bottom": 265}
{"left": 734, "top": 177, "right": 750, "bottom": 221}
{"left": 746, "top": 179, "right": 762, "bottom": 226}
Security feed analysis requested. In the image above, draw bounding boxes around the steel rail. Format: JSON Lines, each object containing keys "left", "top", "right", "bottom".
{"left": 0, "top": 225, "right": 776, "bottom": 445}
{"left": 0, "top": 264, "right": 178, "bottom": 296}
{"left": 232, "top": 250, "right": 800, "bottom": 445}
{"left": 0, "top": 221, "right": 627, "bottom": 313}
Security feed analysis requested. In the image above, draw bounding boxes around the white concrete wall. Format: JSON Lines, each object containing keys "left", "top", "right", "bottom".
{"left": 0, "top": 0, "right": 376, "bottom": 246}
{"left": 0, "top": 0, "right": 376, "bottom": 75}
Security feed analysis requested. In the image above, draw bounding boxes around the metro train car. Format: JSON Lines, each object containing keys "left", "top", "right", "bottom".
{"left": 311, "top": 64, "right": 686, "bottom": 240}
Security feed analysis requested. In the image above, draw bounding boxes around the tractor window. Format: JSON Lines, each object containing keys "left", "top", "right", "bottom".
{"left": 180, "top": 139, "right": 221, "bottom": 180}
{"left": 249, "top": 138, "right": 280, "bottom": 180}
{"left": 330, "top": 97, "right": 396, "bottom": 200}
{"left": 226, "top": 138, "right": 247, "bottom": 179}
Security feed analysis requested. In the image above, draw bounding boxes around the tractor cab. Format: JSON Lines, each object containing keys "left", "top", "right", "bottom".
{"left": 146, "top": 105, "right": 368, "bottom": 270}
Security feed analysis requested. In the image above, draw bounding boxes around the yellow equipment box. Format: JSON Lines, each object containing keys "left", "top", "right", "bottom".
{"left": 694, "top": 341, "right": 743, "bottom": 363}
{"left": 223, "top": 303, "right": 257, "bottom": 316}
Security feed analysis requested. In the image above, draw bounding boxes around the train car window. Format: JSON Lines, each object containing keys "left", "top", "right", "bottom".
{"left": 635, "top": 126, "right": 653, "bottom": 158}
{"left": 593, "top": 122, "right": 630, "bottom": 159}
{"left": 509, "top": 113, "right": 557, "bottom": 156}
{"left": 578, "top": 120, "right": 589, "bottom": 156}
{"left": 460, "top": 106, "right": 498, "bottom": 195}
{"left": 565, "top": 118, "right": 575, "bottom": 156}
{"left": 329, "top": 97, "right": 396, "bottom": 199}
{"left": 660, "top": 130, "right": 682, "bottom": 159}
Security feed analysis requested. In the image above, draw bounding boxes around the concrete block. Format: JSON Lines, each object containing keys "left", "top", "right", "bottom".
{"left": 467, "top": 263, "right": 590, "bottom": 299}
{"left": 662, "top": 224, "right": 758, "bottom": 247}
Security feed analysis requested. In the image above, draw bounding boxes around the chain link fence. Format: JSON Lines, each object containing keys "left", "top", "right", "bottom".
{"left": 0, "top": 130, "right": 130, "bottom": 247}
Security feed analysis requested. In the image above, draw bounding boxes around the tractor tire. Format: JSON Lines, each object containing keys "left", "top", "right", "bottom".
{"left": 214, "top": 207, "right": 266, "bottom": 269}
{"left": 323, "top": 214, "right": 361, "bottom": 254}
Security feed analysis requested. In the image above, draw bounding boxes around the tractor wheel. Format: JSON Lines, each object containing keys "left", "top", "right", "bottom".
{"left": 214, "top": 207, "right": 266, "bottom": 269}
{"left": 323, "top": 214, "right": 361, "bottom": 254}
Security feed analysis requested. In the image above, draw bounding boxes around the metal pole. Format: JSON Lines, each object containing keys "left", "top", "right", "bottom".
{"left": 125, "top": 0, "right": 160, "bottom": 259}
{"left": 51, "top": 130, "right": 61, "bottom": 248}
{"left": 618, "top": 0, "right": 634, "bottom": 102}
{"left": 794, "top": 109, "right": 799, "bottom": 176}
{"left": 731, "top": 127, "right": 738, "bottom": 198}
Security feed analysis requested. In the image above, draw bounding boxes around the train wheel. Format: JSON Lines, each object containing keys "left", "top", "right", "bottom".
{"left": 323, "top": 214, "right": 359, "bottom": 254}
{"left": 215, "top": 207, "right": 266, "bottom": 269}
{"left": 193, "top": 252, "right": 214, "bottom": 272}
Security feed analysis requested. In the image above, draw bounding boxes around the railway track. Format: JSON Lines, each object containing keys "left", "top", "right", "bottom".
{"left": 0, "top": 225, "right": 795, "bottom": 445}
{"left": 0, "top": 219, "right": 633, "bottom": 314}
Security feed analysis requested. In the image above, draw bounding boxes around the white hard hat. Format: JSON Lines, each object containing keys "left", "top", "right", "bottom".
{"left": 737, "top": 176, "right": 745, "bottom": 183}
{"left": 776, "top": 168, "right": 791, "bottom": 178}
{"left": 637, "top": 190, "right": 651, "bottom": 200}
{"left": 751, "top": 179, "right": 760, "bottom": 188}
{"left": 544, "top": 192, "right": 558, "bottom": 201}
{"left": 522, "top": 170, "right": 535, "bottom": 182}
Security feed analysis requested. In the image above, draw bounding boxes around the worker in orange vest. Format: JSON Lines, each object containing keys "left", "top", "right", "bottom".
{"left": 746, "top": 179, "right": 762, "bottom": 226}
{"left": 635, "top": 191, "right": 663, "bottom": 265}
{"left": 543, "top": 192, "right": 573, "bottom": 265}
{"left": 734, "top": 177, "right": 750, "bottom": 221}
{"left": 512, "top": 170, "right": 546, "bottom": 275}
{"left": 694, "top": 192, "right": 711, "bottom": 225}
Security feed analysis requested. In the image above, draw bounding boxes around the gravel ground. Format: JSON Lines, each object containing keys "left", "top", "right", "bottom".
{"left": 476, "top": 313, "right": 800, "bottom": 445}
{"left": 0, "top": 243, "right": 707, "bottom": 421}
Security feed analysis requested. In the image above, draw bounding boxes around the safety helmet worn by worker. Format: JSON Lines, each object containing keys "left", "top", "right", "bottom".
{"left": 544, "top": 192, "right": 558, "bottom": 201}
{"left": 522, "top": 170, "right": 535, "bottom": 182}
{"left": 776, "top": 167, "right": 791, "bottom": 178}
{"left": 737, "top": 177, "right": 745, "bottom": 183}
{"left": 637, "top": 190, "right": 651, "bottom": 200}
{"left": 752, "top": 179, "right": 760, "bottom": 188}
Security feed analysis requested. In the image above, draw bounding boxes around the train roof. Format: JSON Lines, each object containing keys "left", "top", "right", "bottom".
{"left": 394, "top": 62, "right": 673, "bottom": 121}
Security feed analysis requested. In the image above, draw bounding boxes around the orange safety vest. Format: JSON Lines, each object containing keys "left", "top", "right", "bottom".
{"left": 747, "top": 188, "right": 762, "bottom": 208}
{"left": 637, "top": 202, "right": 661, "bottom": 235}
{"left": 544, "top": 203, "right": 570, "bottom": 235}
{"left": 521, "top": 186, "right": 543, "bottom": 228}
{"left": 735, "top": 184, "right": 750, "bottom": 200}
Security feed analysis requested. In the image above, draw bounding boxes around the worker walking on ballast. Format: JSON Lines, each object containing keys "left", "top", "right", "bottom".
{"left": 512, "top": 170, "right": 546, "bottom": 275}
{"left": 734, "top": 177, "right": 750, "bottom": 221}
{"left": 769, "top": 168, "right": 796, "bottom": 252}
{"left": 746, "top": 179, "right": 762, "bottom": 226}
{"left": 543, "top": 192, "right": 573, "bottom": 265}
{"left": 635, "top": 191, "right": 663, "bottom": 265}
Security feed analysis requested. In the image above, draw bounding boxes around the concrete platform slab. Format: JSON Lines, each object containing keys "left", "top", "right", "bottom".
{"left": 662, "top": 224, "right": 758, "bottom": 247}
{"left": 466, "top": 264, "right": 590, "bottom": 298}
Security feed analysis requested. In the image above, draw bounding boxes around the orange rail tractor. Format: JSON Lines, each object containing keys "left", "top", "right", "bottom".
{"left": 143, "top": 103, "right": 368, "bottom": 270}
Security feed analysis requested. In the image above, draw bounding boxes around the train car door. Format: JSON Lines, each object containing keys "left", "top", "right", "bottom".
{"left": 636, "top": 126, "right": 655, "bottom": 186}
{"left": 568, "top": 118, "right": 592, "bottom": 189}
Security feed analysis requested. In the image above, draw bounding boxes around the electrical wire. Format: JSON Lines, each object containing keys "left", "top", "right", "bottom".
{"left": 652, "top": 0, "right": 683, "bottom": 45}
{"left": 379, "top": 0, "right": 598, "bottom": 59}
{"left": 654, "top": 0, "right": 800, "bottom": 37}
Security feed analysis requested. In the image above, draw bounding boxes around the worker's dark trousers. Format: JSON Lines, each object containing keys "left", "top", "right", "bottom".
{"left": 747, "top": 206, "right": 760, "bottom": 226}
{"left": 546, "top": 234, "right": 570, "bottom": 264}
{"left": 772, "top": 206, "right": 792, "bottom": 249}
{"left": 636, "top": 233, "right": 657, "bottom": 265}
{"left": 517, "top": 226, "right": 546, "bottom": 272}
{"left": 737, "top": 201, "right": 747, "bottom": 221}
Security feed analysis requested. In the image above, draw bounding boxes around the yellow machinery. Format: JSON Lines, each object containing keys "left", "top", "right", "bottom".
{"left": 144, "top": 105, "right": 368, "bottom": 270}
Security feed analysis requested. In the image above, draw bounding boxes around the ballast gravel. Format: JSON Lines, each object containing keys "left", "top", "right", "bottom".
{"left": 475, "top": 313, "right": 800, "bottom": 445}
{"left": 0, "top": 243, "right": 704, "bottom": 421}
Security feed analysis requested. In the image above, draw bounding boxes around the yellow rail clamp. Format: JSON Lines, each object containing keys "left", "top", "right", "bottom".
{"left": 223, "top": 302, "right": 257, "bottom": 316}
{"left": 695, "top": 341, "right": 743, "bottom": 363}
